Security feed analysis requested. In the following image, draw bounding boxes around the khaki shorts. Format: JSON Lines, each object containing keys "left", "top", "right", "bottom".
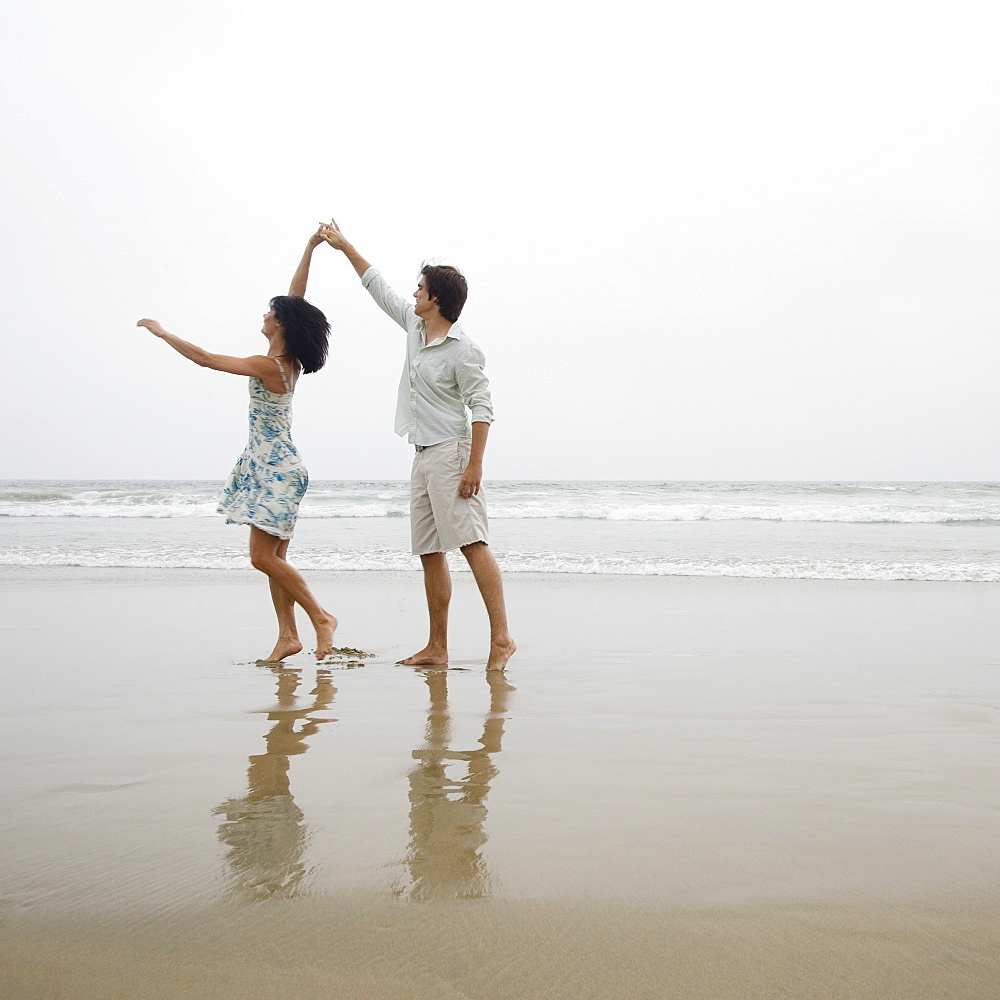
{"left": 410, "top": 437, "right": 490, "bottom": 554}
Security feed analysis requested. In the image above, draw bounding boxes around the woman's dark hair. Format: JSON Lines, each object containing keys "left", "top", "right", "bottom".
{"left": 269, "top": 295, "right": 330, "bottom": 374}
{"left": 420, "top": 264, "right": 468, "bottom": 323}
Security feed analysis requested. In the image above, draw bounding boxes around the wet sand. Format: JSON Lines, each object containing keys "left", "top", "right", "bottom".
{"left": 1, "top": 567, "right": 998, "bottom": 997}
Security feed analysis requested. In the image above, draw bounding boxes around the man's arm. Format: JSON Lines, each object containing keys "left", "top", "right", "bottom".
{"left": 459, "top": 421, "right": 489, "bottom": 498}
{"left": 321, "top": 216, "right": 412, "bottom": 330}
{"left": 320, "top": 218, "right": 373, "bottom": 278}
{"left": 288, "top": 227, "right": 326, "bottom": 297}
{"left": 456, "top": 350, "right": 495, "bottom": 497}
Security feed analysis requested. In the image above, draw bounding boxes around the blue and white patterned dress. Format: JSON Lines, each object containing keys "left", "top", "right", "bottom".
{"left": 218, "top": 358, "right": 307, "bottom": 540}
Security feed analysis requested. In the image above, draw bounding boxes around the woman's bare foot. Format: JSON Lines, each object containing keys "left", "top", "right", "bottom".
{"left": 314, "top": 613, "right": 338, "bottom": 660}
{"left": 258, "top": 636, "right": 303, "bottom": 663}
{"left": 487, "top": 638, "right": 516, "bottom": 672}
{"left": 397, "top": 645, "right": 448, "bottom": 666}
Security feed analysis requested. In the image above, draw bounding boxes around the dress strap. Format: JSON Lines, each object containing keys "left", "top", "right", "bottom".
{"left": 272, "top": 356, "right": 293, "bottom": 393}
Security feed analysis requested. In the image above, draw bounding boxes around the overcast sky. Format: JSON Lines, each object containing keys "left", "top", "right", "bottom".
{"left": 4, "top": 0, "right": 1000, "bottom": 481}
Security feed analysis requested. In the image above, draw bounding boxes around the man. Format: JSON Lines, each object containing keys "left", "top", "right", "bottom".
{"left": 320, "top": 218, "right": 516, "bottom": 672}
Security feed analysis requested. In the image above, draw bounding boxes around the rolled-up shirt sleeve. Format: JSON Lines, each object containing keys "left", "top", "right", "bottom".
{"left": 361, "top": 267, "right": 413, "bottom": 331}
{"left": 456, "top": 348, "right": 494, "bottom": 425}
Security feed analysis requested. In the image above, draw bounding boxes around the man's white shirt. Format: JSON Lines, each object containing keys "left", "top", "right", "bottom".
{"left": 361, "top": 267, "right": 494, "bottom": 447}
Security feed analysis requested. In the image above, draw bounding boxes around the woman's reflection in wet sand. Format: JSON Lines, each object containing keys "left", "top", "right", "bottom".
{"left": 394, "top": 670, "right": 513, "bottom": 901}
{"left": 214, "top": 667, "right": 336, "bottom": 899}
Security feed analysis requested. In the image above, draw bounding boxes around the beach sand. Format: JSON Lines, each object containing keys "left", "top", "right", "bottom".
{"left": 1, "top": 567, "right": 998, "bottom": 997}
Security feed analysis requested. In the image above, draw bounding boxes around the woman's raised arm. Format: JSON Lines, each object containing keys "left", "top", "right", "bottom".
{"left": 288, "top": 227, "right": 327, "bottom": 298}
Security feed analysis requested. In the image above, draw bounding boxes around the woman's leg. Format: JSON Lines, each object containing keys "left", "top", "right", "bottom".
{"left": 261, "top": 537, "right": 303, "bottom": 662}
{"left": 249, "top": 526, "right": 337, "bottom": 659}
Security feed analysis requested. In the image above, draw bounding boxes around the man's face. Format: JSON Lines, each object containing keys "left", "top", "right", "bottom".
{"left": 413, "top": 276, "right": 436, "bottom": 318}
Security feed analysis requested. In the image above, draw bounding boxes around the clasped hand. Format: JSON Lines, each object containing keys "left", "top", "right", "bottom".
{"left": 315, "top": 217, "right": 348, "bottom": 250}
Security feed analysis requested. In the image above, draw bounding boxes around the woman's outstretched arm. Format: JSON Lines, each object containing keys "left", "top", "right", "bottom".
{"left": 136, "top": 319, "right": 276, "bottom": 379}
{"left": 288, "top": 227, "right": 327, "bottom": 297}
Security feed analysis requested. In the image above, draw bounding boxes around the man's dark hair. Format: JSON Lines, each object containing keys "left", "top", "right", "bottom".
{"left": 420, "top": 264, "right": 468, "bottom": 323}
{"left": 269, "top": 295, "right": 330, "bottom": 374}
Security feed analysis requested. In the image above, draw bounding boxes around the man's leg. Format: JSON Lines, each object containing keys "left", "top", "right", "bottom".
{"left": 399, "top": 552, "right": 451, "bottom": 665}
{"left": 402, "top": 450, "right": 450, "bottom": 665}
{"left": 461, "top": 541, "right": 516, "bottom": 671}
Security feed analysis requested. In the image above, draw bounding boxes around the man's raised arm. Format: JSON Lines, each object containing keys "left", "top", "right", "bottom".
{"left": 320, "top": 216, "right": 412, "bottom": 331}
{"left": 320, "top": 218, "right": 373, "bottom": 278}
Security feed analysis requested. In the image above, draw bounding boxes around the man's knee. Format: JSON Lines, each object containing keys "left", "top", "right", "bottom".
{"left": 460, "top": 540, "right": 492, "bottom": 566}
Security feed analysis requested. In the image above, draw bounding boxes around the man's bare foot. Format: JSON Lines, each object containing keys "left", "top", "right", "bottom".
{"left": 487, "top": 638, "right": 516, "bottom": 672}
{"left": 258, "top": 636, "right": 303, "bottom": 663}
{"left": 314, "top": 613, "right": 338, "bottom": 660}
{"left": 397, "top": 645, "right": 448, "bottom": 666}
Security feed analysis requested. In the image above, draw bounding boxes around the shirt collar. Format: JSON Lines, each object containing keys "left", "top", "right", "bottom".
{"left": 420, "top": 319, "right": 464, "bottom": 347}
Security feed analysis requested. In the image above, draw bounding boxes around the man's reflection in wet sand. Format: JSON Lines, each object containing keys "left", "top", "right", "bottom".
{"left": 394, "top": 670, "right": 513, "bottom": 901}
{"left": 214, "top": 667, "right": 336, "bottom": 899}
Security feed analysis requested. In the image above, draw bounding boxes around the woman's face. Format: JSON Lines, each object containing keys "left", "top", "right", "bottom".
{"left": 261, "top": 308, "right": 281, "bottom": 341}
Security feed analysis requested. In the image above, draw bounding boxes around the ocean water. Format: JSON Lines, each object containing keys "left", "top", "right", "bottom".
{"left": 1, "top": 480, "right": 998, "bottom": 582}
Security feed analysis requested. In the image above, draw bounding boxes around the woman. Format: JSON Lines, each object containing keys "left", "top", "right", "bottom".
{"left": 136, "top": 231, "right": 335, "bottom": 661}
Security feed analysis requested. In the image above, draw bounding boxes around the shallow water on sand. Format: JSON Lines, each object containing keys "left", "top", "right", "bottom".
{"left": 2, "top": 568, "right": 999, "bottom": 996}
{"left": 2, "top": 569, "right": 999, "bottom": 916}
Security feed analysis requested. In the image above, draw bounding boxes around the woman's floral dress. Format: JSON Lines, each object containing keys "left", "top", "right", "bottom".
{"left": 218, "top": 358, "right": 307, "bottom": 540}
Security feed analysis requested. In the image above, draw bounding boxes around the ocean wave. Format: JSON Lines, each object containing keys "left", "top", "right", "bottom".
{"left": 0, "top": 547, "right": 417, "bottom": 572}
{"left": 495, "top": 552, "right": 1000, "bottom": 582}
{"left": 0, "top": 502, "right": 411, "bottom": 519}
{"left": 0, "top": 503, "right": 223, "bottom": 518}
{"left": 4, "top": 499, "right": 999, "bottom": 524}
{"left": 3, "top": 481, "right": 1000, "bottom": 525}
{"left": 3, "top": 547, "right": 998, "bottom": 582}
{"left": 488, "top": 503, "right": 1000, "bottom": 523}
